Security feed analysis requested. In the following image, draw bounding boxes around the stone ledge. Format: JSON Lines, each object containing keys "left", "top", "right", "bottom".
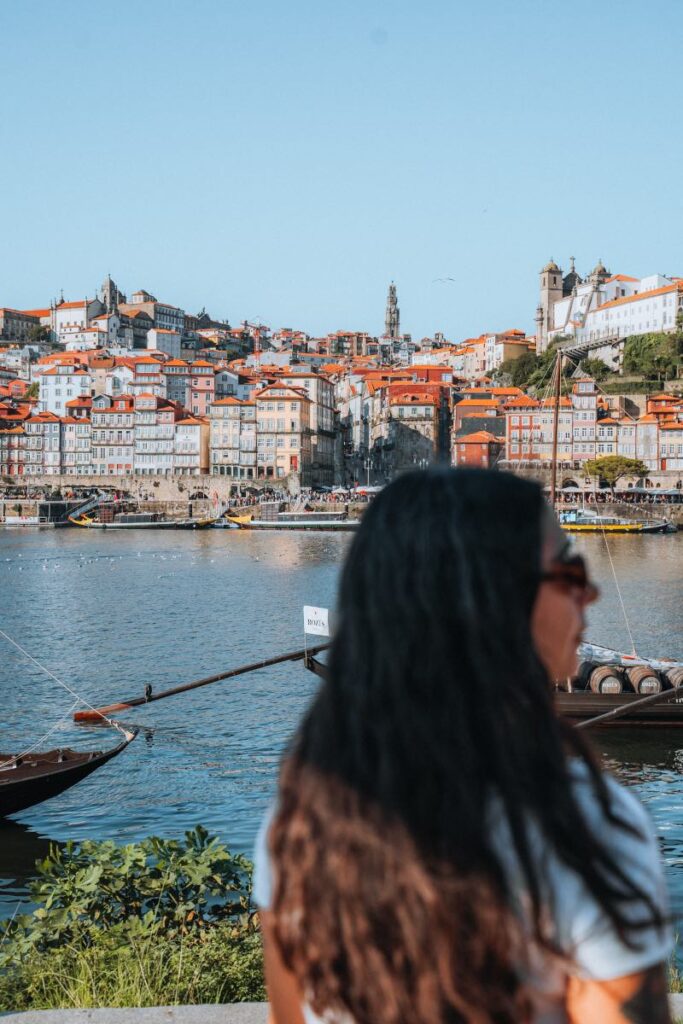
{"left": 1, "top": 1007, "right": 268, "bottom": 1023}
{"left": 4, "top": 998, "right": 683, "bottom": 1022}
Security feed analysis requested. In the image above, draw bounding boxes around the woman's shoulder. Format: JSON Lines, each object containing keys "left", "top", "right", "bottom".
{"left": 545, "top": 762, "right": 672, "bottom": 978}
{"left": 252, "top": 803, "right": 277, "bottom": 910}
{"left": 567, "top": 759, "right": 652, "bottom": 833}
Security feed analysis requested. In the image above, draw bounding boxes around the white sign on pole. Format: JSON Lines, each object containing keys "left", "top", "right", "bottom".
{"left": 303, "top": 606, "right": 330, "bottom": 637}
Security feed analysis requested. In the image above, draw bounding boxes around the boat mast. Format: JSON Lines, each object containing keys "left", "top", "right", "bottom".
{"left": 549, "top": 350, "right": 562, "bottom": 509}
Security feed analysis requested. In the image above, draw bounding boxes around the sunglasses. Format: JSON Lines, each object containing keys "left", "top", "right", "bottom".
{"left": 541, "top": 553, "right": 600, "bottom": 604}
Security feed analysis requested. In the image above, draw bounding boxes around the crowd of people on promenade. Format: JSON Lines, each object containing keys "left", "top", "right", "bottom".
{"left": 557, "top": 490, "right": 682, "bottom": 505}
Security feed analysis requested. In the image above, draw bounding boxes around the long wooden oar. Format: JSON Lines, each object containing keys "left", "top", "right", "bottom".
{"left": 74, "top": 642, "right": 332, "bottom": 723}
{"left": 576, "top": 682, "right": 683, "bottom": 730}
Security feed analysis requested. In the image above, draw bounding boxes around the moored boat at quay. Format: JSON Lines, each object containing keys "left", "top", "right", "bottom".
{"left": 227, "top": 510, "right": 359, "bottom": 531}
{"left": 558, "top": 509, "right": 674, "bottom": 533}
{"left": 303, "top": 641, "right": 683, "bottom": 728}
{"left": 68, "top": 511, "right": 216, "bottom": 529}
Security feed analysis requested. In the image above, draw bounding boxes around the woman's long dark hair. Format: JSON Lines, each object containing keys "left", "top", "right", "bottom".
{"left": 270, "top": 468, "right": 661, "bottom": 1024}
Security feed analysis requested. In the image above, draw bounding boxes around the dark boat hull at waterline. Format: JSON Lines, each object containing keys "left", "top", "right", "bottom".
{"left": 235, "top": 518, "right": 359, "bottom": 531}
{"left": 0, "top": 732, "right": 137, "bottom": 817}
{"left": 556, "top": 690, "right": 683, "bottom": 726}
{"left": 303, "top": 654, "right": 683, "bottom": 728}
{"left": 68, "top": 517, "right": 215, "bottom": 530}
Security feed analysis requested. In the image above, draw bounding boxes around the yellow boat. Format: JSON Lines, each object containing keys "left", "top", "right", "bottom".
{"left": 225, "top": 514, "right": 253, "bottom": 526}
{"left": 559, "top": 511, "right": 669, "bottom": 534}
{"left": 68, "top": 514, "right": 95, "bottom": 526}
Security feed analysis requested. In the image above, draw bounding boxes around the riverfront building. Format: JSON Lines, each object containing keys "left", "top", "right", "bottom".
{"left": 503, "top": 380, "right": 683, "bottom": 474}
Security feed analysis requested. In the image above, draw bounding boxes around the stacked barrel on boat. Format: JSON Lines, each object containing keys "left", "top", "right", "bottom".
{"left": 576, "top": 661, "right": 683, "bottom": 695}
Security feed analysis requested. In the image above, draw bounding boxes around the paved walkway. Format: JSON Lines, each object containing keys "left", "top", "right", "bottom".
{"left": 4, "top": 998, "right": 683, "bottom": 1022}
{"left": 1, "top": 1008, "right": 268, "bottom": 1023}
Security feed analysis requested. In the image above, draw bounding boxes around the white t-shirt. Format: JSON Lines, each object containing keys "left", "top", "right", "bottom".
{"left": 253, "top": 763, "right": 672, "bottom": 1024}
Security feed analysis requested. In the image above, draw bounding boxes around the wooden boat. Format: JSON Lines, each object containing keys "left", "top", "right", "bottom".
{"left": 303, "top": 644, "right": 683, "bottom": 728}
{"left": 238, "top": 518, "right": 359, "bottom": 531}
{"left": 68, "top": 512, "right": 215, "bottom": 529}
{"left": 0, "top": 730, "right": 137, "bottom": 817}
{"left": 559, "top": 509, "right": 671, "bottom": 534}
{"left": 231, "top": 511, "right": 358, "bottom": 531}
{"left": 555, "top": 689, "right": 683, "bottom": 726}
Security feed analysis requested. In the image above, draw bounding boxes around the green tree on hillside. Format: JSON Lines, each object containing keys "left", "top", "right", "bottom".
{"left": 622, "top": 332, "right": 682, "bottom": 380}
{"left": 499, "top": 351, "right": 538, "bottom": 387}
{"left": 580, "top": 358, "right": 611, "bottom": 381}
{"left": 585, "top": 455, "right": 649, "bottom": 496}
{"left": 496, "top": 346, "right": 562, "bottom": 391}
{"left": 28, "top": 324, "right": 51, "bottom": 344}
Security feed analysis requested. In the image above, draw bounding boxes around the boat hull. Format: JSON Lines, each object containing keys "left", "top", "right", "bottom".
{"left": 562, "top": 522, "right": 668, "bottom": 534}
{"left": 68, "top": 518, "right": 214, "bottom": 529}
{"left": 557, "top": 690, "right": 683, "bottom": 726}
{"left": 0, "top": 732, "right": 137, "bottom": 817}
{"left": 303, "top": 654, "right": 683, "bottom": 728}
{"left": 236, "top": 519, "right": 359, "bottom": 531}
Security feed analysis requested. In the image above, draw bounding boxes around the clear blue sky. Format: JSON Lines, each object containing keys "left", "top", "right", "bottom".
{"left": 2, "top": 0, "right": 682, "bottom": 340}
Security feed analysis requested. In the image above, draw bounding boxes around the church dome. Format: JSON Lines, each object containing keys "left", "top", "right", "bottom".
{"left": 591, "top": 259, "right": 609, "bottom": 277}
{"left": 541, "top": 259, "right": 560, "bottom": 273}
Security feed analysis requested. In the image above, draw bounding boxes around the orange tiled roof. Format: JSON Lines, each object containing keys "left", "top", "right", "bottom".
{"left": 503, "top": 395, "right": 540, "bottom": 408}
{"left": 389, "top": 391, "right": 438, "bottom": 406}
{"left": 456, "top": 430, "right": 500, "bottom": 443}
{"left": 539, "top": 397, "right": 572, "bottom": 408}
{"left": 455, "top": 398, "right": 499, "bottom": 408}
{"left": 597, "top": 281, "right": 683, "bottom": 311}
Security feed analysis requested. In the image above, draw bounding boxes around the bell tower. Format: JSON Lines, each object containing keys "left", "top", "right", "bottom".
{"left": 537, "top": 259, "right": 563, "bottom": 353}
{"left": 384, "top": 281, "right": 400, "bottom": 340}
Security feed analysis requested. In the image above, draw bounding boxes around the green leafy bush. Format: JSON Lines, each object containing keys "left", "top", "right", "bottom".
{"left": 0, "top": 827, "right": 264, "bottom": 1011}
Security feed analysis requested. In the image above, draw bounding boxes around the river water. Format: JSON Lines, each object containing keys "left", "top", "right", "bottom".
{"left": 0, "top": 528, "right": 681, "bottom": 922}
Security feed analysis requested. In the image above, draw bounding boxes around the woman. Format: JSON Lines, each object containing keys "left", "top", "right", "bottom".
{"left": 254, "top": 468, "right": 672, "bottom": 1024}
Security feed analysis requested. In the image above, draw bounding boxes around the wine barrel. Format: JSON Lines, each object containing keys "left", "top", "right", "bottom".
{"left": 589, "top": 665, "right": 623, "bottom": 694}
{"left": 664, "top": 666, "right": 683, "bottom": 690}
{"left": 626, "top": 665, "right": 661, "bottom": 695}
{"left": 575, "top": 661, "right": 595, "bottom": 690}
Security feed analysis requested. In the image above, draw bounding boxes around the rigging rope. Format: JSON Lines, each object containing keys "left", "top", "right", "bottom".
{"left": 587, "top": 478, "right": 639, "bottom": 657}
{"left": 0, "top": 628, "right": 131, "bottom": 740}
{"left": 556, "top": 351, "right": 641, "bottom": 656}
{"left": 0, "top": 700, "right": 80, "bottom": 771}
